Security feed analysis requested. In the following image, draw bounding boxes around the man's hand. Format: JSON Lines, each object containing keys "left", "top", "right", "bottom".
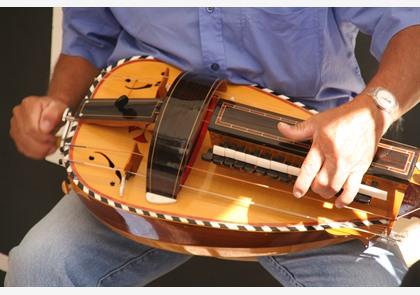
{"left": 9, "top": 55, "right": 101, "bottom": 160}
{"left": 277, "top": 94, "right": 392, "bottom": 208}
{"left": 10, "top": 96, "right": 68, "bottom": 160}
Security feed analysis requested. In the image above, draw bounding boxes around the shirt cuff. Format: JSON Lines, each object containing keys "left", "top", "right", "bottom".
{"left": 371, "top": 9, "right": 420, "bottom": 60}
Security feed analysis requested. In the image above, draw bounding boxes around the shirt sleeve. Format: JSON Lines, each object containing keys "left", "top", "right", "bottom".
{"left": 61, "top": 8, "right": 122, "bottom": 69}
{"left": 334, "top": 8, "right": 420, "bottom": 60}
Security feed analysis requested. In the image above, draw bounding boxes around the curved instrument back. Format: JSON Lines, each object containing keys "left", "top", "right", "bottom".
{"left": 60, "top": 56, "right": 420, "bottom": 259}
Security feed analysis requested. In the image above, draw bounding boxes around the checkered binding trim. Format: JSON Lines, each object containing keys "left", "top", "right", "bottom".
{"left": 251, "top": 84, "right": 319, "bottom": 115}
{"left": 60, "top": 55, "right": 388, "bottom": 233}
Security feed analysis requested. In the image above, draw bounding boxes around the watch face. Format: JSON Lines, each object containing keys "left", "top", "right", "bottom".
{"left": 376, "top": 89, "right": 397, "bottom": 110}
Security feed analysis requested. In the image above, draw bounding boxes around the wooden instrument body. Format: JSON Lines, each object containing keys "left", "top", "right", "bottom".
{"left": 60, "top": 56, "right": 420, "bottom": 259}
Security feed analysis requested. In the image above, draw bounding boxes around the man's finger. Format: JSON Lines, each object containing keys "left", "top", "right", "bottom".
{"left": 311, "top": 160, "right": 348, "bottom": 199}
{"left": 15, "top": 105, "right": 56, "bottom": 144}
{"left": 13, "top": 128, "right": 55, "bottom": 159}
{"left": 335, "top": 172, "right": 365, "bottom": 208}
{"left": 293, "top": 147, "right": 323, "bottom": 198}
{"left": 277, "top": 119, "right": 315, "bottom": 142}
{"left": 22, "top": 97, "right": 44, "bottom": 134}
{"left": 39, "top": 100, "right": 66, "bottom": 134}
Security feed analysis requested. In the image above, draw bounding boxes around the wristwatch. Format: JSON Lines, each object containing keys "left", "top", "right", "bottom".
{"left": 367, "top": 87, "right": 399, "bottom": 118}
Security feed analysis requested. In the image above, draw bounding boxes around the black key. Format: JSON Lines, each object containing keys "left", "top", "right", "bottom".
{"left": 289, "top": 175, "right": 297, "bottom": 183}
{"left": 233, "top": 160, "right": 245, "bottom": 169}
{"left": 272, "top": 155, "right": 285, "bottom": 163}
{"left": 223, "top": 157, "right": 235, "bottom": 168}
{"left": 371, "top": 180, "right": 379, "bottom": 188}
{"left": 261, "top": 152, "right": 272, "bottom": 159}
{"left": 236, "top": 145, "right": 245, "bottom": 153}
{"left": 243, "top": 163, "right": 256, "bottom": 173}
{"left": 354, "top": 193, "right": 372, "bottom": 204}
{"left": 353, "top": 221, "right": 365, "bottom": 227}
{"left": 255, "top": 166, "right": 267, "bottom": 176}
{"left": 335, "top": 189, "right": 372, "bottom": 205}
{"left": 226, "top": 143, "right": 238, "bottom": 150}
{"left": 267, "top": 170, "right": 279, "bottom": 179}
{"left": 252, "top": 150, "right": 261, "bottom": 157}
{"left": 244, "top": 148, "right": 254, "bottom": 156}
{"left": 212, "top": 155, "right": 224, "bottom": 165}
{"left": 278, "top": 172, "right": 291, "bottom": 182}
{"left": 201, "top": 149, "right": 213, "bottom": 162}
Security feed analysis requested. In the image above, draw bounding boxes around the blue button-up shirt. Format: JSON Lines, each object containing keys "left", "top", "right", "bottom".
{"left": 62, "top": 8, "right": 420, "bottom": 111}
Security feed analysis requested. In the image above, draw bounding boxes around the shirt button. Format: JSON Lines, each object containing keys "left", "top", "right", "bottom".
{"left": 206, "top": 7, "right": 215, "bottom": 13}
{"left": 210, "top": 63, "right": 220, "bottom": 71}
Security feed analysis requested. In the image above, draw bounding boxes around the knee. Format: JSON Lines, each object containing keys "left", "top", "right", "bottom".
{"left": 6, "top": 244, "right": 45, "bottom": 286}
{"left": 5, "top": 195, "right": 87, "bottom": 286}
{"left": 5, "top": 231, "right": 75, "bottom": 286}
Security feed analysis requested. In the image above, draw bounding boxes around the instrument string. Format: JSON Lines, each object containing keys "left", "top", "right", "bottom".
{"left": 65, "top": 157, "right": 394, "bottom": 241}
{"left": 74, "top": 86, "right": 309, "bottom": 156}
{"left": 79, "top": 80, "right": 306, "bottom": 152}
{"left": 397, "top": 207, "right": 420, "bottom": 219}
{"left": 86, "top": 83, "right": 152, "bottom": 96}
{"left": 67, "top": 117, "right": 308, "bottom": 158}
{"left": 93, "top": 74, "right": 294, "bottom": 106}
{"left": 96, "top": 73, "right": 170, "bottom": 82}
{"left": 86, "top": 83, "right": 243, "bottom": 109}
{"left": 64, "top": 80, "right": 408, "bottom": 226}
{"left": 66, "top": 113, "right": 309, "bottom": 164}
{"left": 63, "top": 142, "right": 390, "bottom": 220}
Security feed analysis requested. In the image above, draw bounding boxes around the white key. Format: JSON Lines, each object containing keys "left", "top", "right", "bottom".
{"left": 213, "top": 145, "right": 225, "bottom": 157}
{"left": 359, "top": 184, "right": 388, "bottom": 201}
{"left": 286, "top": 165, "right": 300, "bottom": 177}
{"left": 235, "top": 151, "right": 246, "bottom": 162}
{"left": 245, "top": 153, "right": 258, "bottom": 165}
{"left": 256, "top": 157, "right": 271, "bottom": 169}
{"left": 212, "top": 145, "right": 388, "bottom": 201}
{"left": 270, "top": 160, "right": 288, "bottom": 174}
{"left": 225, "top": 148, "right": 236, "bottom": 159}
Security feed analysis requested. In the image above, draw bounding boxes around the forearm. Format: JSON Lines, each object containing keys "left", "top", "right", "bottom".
{"left": 360, "top": 25, "right": 420, "bottom": 130}
{"left": 48, "top": 54, "right": 100, "bottom": 109}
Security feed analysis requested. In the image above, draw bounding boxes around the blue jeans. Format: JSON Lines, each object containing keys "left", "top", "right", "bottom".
{"left": 4, "top": 191, "right": 407, "bottom": 286}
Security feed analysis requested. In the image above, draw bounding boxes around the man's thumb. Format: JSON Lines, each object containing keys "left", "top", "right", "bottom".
{"left": 39, "top": 100, "right": 66, "bottom": 134}
{"left": 277, "top": 119, "right": 314, "bottom": 141}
